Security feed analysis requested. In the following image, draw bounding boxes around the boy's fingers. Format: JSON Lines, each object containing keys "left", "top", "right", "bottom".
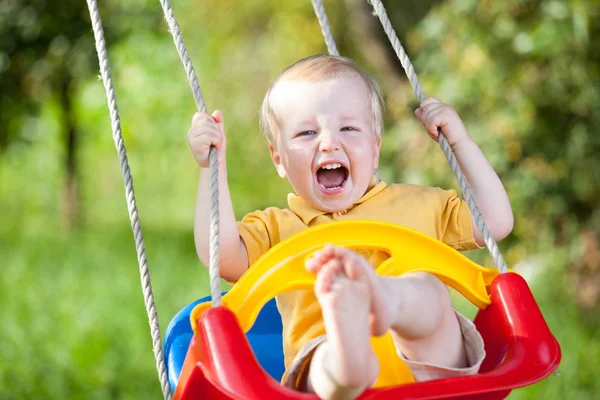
{"left": 211, "top": 109, "right": 223, "bottom": 121}
{"left": 420, "top": 103, "right": 444, "bottom": 120}
{"left": 416, "top": 104, "right": 447, "bottom": 137}
{"left": 420, "top": 97, "right": 442, "bottom": 108}
{"left": 191, "top": 111, "right": 210, "bottom": 124}
{"left": 426, "top": 124, "right": 440, "bottom": 137}
{"left": 188, "top": 126, "right": 220, "bottom": 142}
{"left": 212, "top": 110, "right": 225, "bottom": 131}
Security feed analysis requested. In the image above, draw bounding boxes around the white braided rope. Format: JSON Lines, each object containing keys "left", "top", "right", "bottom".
{"left": 366, "top": 0, "right": 508, "bottom": 273}
{"left": 311, "top": 0, "right": 340, "bottom": 56}
{"left": 157, "top": 0, "right": 222, "bottom": 306}
{"left": 85, "top": 1, "right": 172, "bottom": 399}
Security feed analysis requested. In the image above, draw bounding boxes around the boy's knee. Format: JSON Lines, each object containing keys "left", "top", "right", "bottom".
{"left": 407, "top": 272, "right": 451, "bottom": 302}
{"left": 401, "top": 272, "right": 454, "bottom": 335}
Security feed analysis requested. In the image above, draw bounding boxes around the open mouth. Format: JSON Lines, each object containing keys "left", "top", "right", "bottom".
{"left": 316, "top": 163, "right": 349, "bottom": 192}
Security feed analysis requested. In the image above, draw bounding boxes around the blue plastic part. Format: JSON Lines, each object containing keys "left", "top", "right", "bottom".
{"left": 163, "top": 295, "right": 285, "bottom": 392}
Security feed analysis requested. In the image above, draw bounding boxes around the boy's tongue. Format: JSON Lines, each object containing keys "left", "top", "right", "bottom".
{"left": 317, "top": 168, "right": 346, "bottom": 188}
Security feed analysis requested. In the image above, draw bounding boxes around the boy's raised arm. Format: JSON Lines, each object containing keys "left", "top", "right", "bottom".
{"left": 415, "top": 98, "right": 514, "bottom": 246}
{"left": 450, "top": 138, "right": 514, "bottom": 246}
{"left": 188, "top": 111, "right": 249, "bottom": 282}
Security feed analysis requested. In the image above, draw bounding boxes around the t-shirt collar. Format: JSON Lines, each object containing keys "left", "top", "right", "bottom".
{"left": 287, "top": 176, "right": 388, "bottom": 225}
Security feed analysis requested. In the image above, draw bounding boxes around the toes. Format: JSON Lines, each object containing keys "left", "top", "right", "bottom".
{"left": 314, "top": 260, "right": 344, "bottom": 295}
{"left": 343, "top": 253, "right": 364, "bottom": 281}
{"left": 310, "top": 246, "right": 375, "bottom": 282}
{"left": 330, "top": 246, "right": 356, "bottom": 263}
{"left": 306, "top": 244, "right": 338, "bottom": 274}
{"left": 305, "top": 257, "right": 320, "bottom": 274}
{"left": 339, "top": 250, "right": 372, "bottom": 282}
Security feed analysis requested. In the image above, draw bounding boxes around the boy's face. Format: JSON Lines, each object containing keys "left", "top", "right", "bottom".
{"left": 269, "top": 76, "right": 381, "bottom": 213}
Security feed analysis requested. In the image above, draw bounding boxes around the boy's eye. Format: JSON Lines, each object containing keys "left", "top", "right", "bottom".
{"left": 296, "top": 130, "right": 317, "bottom": 137}
{"left": 341, "top": 126, "right": 358, "bottom": 132}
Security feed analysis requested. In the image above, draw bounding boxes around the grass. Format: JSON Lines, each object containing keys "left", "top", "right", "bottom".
{"left": 0, "top": 226, "right": 207, "bottom": 399}
{"left": 1, "top": 226, "right": 598, "bottom": 399}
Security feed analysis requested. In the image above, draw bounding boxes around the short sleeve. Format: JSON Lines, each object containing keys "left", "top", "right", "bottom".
{"left": 237, "top": 208, "right": 282, "bottom": 266}
{"left": 437, "top": 189, "right": 482, "bottom": 251}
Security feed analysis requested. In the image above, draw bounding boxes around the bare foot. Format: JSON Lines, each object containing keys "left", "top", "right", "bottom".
{"left": 307, "top": 245, "right": 397, "bottom": 337}
{"left": 306, "top": 246, "right": 379, "bottom": 398}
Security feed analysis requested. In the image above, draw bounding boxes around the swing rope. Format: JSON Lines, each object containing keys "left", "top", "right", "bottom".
{"left": 311, "top": 0, "right": 340, "bottom": 56}
{"left": 156, "top": 0, "right": 223, "bottom": 309}
{"left": 85, "top": 1, "right": 172, "bottom": 399}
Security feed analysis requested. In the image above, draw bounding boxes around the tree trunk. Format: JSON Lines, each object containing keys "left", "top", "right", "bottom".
{"left": 344, "top": 0, "right": 404, "bottom": 92}
{"left": 60, "top": 71, "right": 79, "bottom": 229}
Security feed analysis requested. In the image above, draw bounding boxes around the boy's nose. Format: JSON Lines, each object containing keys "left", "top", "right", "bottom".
{"left": 318, "top": 130, "right": 340, "bottom": 152}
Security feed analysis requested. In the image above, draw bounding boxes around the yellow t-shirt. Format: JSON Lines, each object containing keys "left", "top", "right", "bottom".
{"left": 236, "top": 180, "right": 480, "bottom": 375}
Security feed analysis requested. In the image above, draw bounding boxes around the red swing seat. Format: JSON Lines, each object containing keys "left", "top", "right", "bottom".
{"left": 174, "top": 272, "right": 560, "bottom": 400}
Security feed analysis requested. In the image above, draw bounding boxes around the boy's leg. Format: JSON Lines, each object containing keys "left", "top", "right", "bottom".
{"left": 376, "top": 272, "right": 469, "bottom": 370}
{"left": 313, "top": 246, "right": 468, "bottom": 369}
{"left": 298, "top": 246, "right": 474, "bottom": 399}
{"left": 302, "top": 246, "right": 380, "bottom": 400}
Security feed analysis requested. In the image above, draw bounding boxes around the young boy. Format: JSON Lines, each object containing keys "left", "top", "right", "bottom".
{"left": 187, "top": 55, "right": 513, "bottom": 399}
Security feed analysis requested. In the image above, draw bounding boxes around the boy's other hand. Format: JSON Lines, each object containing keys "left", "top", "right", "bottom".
{"left": 414, "top": 98, "right": 470, "bottom": 148}
{"left": 187, "top": 110, "right": 226, "bottom": 168}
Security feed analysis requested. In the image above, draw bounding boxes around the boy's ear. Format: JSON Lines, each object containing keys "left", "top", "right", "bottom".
{"left": 269, "top": 143, "right": 288, "bottom": 178}
{"left": 373, "top": 135, "right": 382, "bottom": 170}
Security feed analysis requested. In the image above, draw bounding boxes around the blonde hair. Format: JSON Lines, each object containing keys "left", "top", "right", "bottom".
{"left": 260, "top": 55, "right": 384, "bottom": 143}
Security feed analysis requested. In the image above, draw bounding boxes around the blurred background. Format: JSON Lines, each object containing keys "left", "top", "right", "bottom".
{"left": 1, "top": 0, "right": 598, "bottom": 398}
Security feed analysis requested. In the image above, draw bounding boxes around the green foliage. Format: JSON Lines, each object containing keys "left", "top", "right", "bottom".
{"left": 1, "top": 0, "right": 598, "bottom": 398}
{"left": 0, "top": 0, "right": 161, "bottom": 151}
{"left": 380, "top": 0, "right": 600, "bottom": 264}
{"left": 417, "top": 0, "right": 599, "bottom": 224}
{"left": 0, "top": 227, "right": 207, "bottom": 399}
